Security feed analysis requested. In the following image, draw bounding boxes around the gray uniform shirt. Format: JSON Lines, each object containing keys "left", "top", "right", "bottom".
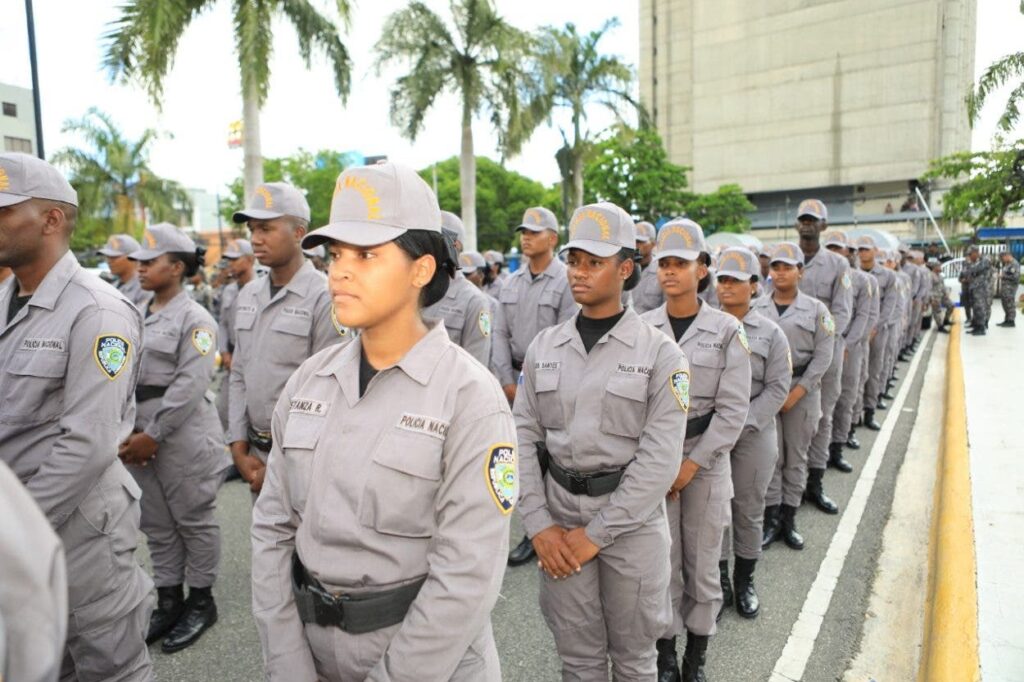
{"left": 631, "top": 264, "right": 664, "bottom": 313}
{"left": 228, "top": 261, "right": 349, "bottom": 443}
{"left": 423, "top": 273, "right": 492, "bottom": 367}
{"left": 865, "top": 273, "right": 881, "bottom": 334}
{"left": 118, "top": 274, "right": 152, "bottom": 310}
{"left": 251, "top": 323, "right": 514, "bottom": 681}
{"left": 492, "top": 257, "right": 577, "bottom": 385}
{"left": 799, "top": 247, "right": 853, "bottom": 335}
{"left": 740, "top": 310, "right": 792, "bottom": 433}
{"left": 218, "top": 281, "right": 239, "bottom": 355}
{"left": 0, "top": 252, "right": 142, "bottom": 527}
{"left": 752, "top": 291, "right": 834, "bottom": 392}
{"left": 642, "top": 302, "right": 751, "bottom": 469}
{"left": 868, "top": 264, "right": 899, "bottom": 328}
{"left": 844, "top": 269, "right": 874, "bottom": 347}
{"left": 514, "top": 309, "right": 688, "bottom": 546}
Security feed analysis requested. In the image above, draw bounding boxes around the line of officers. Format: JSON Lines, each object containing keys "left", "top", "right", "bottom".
{"left": 0, "top": 150, "right": 943, "bottom": 682}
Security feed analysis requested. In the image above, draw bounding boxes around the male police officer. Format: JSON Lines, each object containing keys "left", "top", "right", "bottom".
{"left": 98, "top": 233, "right": 153, "bottom": 309}
{"left": 631, "top": 220, "right": 664, "bottom": 313}
{"left": 215, "top": 239, "right": 255, "bottom": 431}
{"left": 0, "top": 152, "right": 154, "bottom": 681}
{"left": 963, "top": 246, "right": 993, "bottom": 335}
{"left": 229, "top": 182, "right": 351, "bottom": 497}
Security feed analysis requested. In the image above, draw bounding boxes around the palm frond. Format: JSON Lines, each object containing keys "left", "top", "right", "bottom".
{"left": 279, "top": 0, "right": 353, "bottom": 101}
{"left": 967, "top": 51, "right": 1024, "bottom": 130}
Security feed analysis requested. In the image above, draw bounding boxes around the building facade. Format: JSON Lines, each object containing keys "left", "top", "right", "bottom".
{"left": 0, "top": 82, "right": 38, "bottom": 156}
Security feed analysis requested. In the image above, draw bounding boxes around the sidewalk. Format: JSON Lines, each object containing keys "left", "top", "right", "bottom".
{"left": 962, "top": 307, "right": 1024, "bottom": 681}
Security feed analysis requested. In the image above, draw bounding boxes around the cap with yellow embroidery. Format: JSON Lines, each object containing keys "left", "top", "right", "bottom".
{"left": 561, "top": 202, "right": 636, "bottom": 258}
{"left": 224, "top": 239, "right": 254, "bottom": 259}
{"left": 635, "top": 221, "right": 656, "bottom": 243}
{"left": 797, "top": 199, "right": 828, "bottom": 221}
{"left": 515, "top": 206, "right": 559, "bottom": 234}
{"left": 97, "top": 233, "right": 143, "bottom": 257}
{"left": 716, "top": 247, "right": 759, "bottom": 281}
{"left": 459, "top": 250, "right": 486, "bottom": 274}
{"left": 303, "top": 162, "right": 441, "bottom": 249}
{"left": 232, "top": 181, "right": 311, "bottom": 223}
{"left": 822, "top": 230, "right": 848, "bottom": 249}
{"left": 441, "top": 211, "right": 465, "bottom": 244}
{"left": 484, "top": 249, "right": 504, "bottom": 265}
{"left": 128, "top": 223, "right": 197, "bottom": 261}
{"left": 853, "top": 235, "right": 876, "bottom": 250}
{"left": 654, "top": 218, "right": 707, "bottom": 262}
{"left": 769, "top": 242, "right": 805, "bottom": 266}
{"left": 0, "top": 152, "right": 77, "bottom": 208}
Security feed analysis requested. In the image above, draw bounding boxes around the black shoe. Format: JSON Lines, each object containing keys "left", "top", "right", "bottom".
{"left": 863, "top": 408, "right": 881, "bottom": 431}
{"left": 881, "top": 390, "right": 896, "bottom": 400}
{"left": 718, "top": 560, "right": 732, "bottom": 621}
{"left": 970, "top": 327, "right": 987, "bottom": 336}
{"left": 780, "top": 504, "right": 805, "bottom": 550}
{"left": 804, "top": 468, "right": 840, "bottom": 514}
{"left": 146, "top": 585, "right": 184, "bottom": 644}
{"left": 1001, "top": 320, "right": 1016, "bottom": 327}
{"left": 657, "top": 637, "right": 681, "bottom": 682}
{"left": 898, "top": 352, "right": 909, "bottom": 362}
{"left": 507, "top": 534, "right": 536, "bottom": 566}
{"left": 682, "top": 633, "right": 708, "bottom": 682}
{"left": 161, "top": 587, "right": 217, "bottom": 653}
{"left": 733, "top": 557, "right": 760, "bottom": 619}
{"left": 761, "top": 504, "right": 782, "bottom": 549}
{"left": 937, "top": 326, "right": 949, "bottom": 334}
{"left": 876, "top": 399, "right": 888, "bottom": 410}
{"left": 828, "top": 443, "right": 853, "bottom": 473}
{"left": 846, "top": 429, "right": 860, "bottom": 450}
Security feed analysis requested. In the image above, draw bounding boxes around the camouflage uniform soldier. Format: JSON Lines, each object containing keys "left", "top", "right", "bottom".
{"left": 964, "top": 246, "right": 993, "bottom": 335}
{"left": 997, "top": 251, "right": 1020, "bottom": 327}
{"left": 928, "top": 260, "right": 951, "bottom": 332}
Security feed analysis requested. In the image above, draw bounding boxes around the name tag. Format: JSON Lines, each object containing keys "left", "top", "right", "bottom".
{"left": 696, "top": 341, "right": 724, "bottom": 350}
{"left": 237, "top": 305, "right": 257, "bottom": 314}
{"left": 282, "top": 307, "right": 311, "bottom": 318}
{"left": 616, "top": 363, "right": 652, "bottom": 377}
{"left": 289, "top": 398, "right": 328, "bottom": 416}
{"left": 534, "top": 361, "right": 561, "bottom": 371}
{"left": 397, "top": 413, "right": 450, "bottom": 440}
{"left": 20, "top": 337, "right": 66, "bottom": 351}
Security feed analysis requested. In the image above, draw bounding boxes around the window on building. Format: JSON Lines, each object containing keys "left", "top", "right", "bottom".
{"left": 2, "top": 102, "right": 16, "bottom": 117}
{"left": 3, "top": 137, "right": 33, "bottom": 153}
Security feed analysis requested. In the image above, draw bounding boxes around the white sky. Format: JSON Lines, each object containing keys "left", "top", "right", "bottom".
{"left": 1, "top": 0, "right": 1021, "bottom": 196}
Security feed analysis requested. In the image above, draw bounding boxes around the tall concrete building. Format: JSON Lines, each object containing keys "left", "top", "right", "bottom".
{"left": 0, "top": 83, "right": 38, "bottom": 156}
{"left": 639, "top": 0, "right": 977, "bottom": 232}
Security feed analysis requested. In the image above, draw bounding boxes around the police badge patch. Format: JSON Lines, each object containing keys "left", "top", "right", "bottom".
{"left": 842, "top": 272, "right": 852, "bottom": 289}
{"left": 94, "top": 334, "right": 130, "bottom": 380}
{"left": 478, "top": 310, "right": 492, "bottom": 337}
{"left": 736, "top": 322, "right": 751, "bottom": 354}
{"left": 485, "top": 443, "right": 518, "bottom": 515}
{"left": 821, "top": 312, "right": 836, "bottom": 336}
{"left": 191, "top": 328, "right": 214, "bottom": 356}
{"left": 669, "top": 370, "right": 690, "bottom": 413}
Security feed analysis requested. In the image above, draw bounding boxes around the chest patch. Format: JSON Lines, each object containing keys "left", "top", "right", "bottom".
{"left": 282, "top": 306, "right": 310, "bottom": 318}
{"left": 616, "top": 363, "right": 653, "bottom": 377}
{"left": 21, "top": 337, "right": 66, "bottom": 352}
{"left": 237, "top": 304, "right": 257, "bottom": 315}
{"left": 485, "top": 443, "right": 518, "bottom": 515}
{"left": 192, "top": 328, "right": 214, "bottom": 355}
{"left": 94, "top": 334, "right": 130, "bottom": 380}
{"left": 534, "top": 361, "right": 561, "bottom": 371}
{"left": 289, "top": 398, "right": 328, "bottom": 416}
{"left": 397, "top": 413, "right": 450, "bottom": 440}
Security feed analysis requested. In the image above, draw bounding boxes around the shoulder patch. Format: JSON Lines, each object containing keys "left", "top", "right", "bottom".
{"left": 821, "top": 312, "right": 836, "bottom": 336}
{"left": 669, "top": 369, "right": 690, "bottom": 413}
{"left": 735, "top": 322, "right": 751, "bottom": 354}
{"left": 485, "top": 443, "right": 518, "bottom": 515}
{"left": 841, "top": 272, "right": 852, "bottom": 289}
{"left": 478, "top": 310, "right": 492, "bottom": 337}
{"left": 94, "top": 334, "right": 130, "bottom": 380}
{"left": 331, "top": 305, "right": 349, "bottom": 337}
{"left": 191, "top": 328, "right": 214, "bottom": 356}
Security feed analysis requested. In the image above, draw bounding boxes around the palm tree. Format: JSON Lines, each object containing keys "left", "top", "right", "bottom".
{"left": 374, "top": 0, "right": 533, "bottom": 249}
{"left": 967, "top": 2, "right": 1024, "bottom": 134}
{"left": 103, "top": 0, "right": 352, "bottom": 203}
{"left": 52, "top": 108, "right": 191, "bottom": 236}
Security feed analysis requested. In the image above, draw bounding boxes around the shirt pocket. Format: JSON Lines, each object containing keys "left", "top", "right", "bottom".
{"left": 235, "top": 311, "right": 256, "bottom": 334}
{"left": 270, "top": 314, "right": 312, "bottom": 364}
{"left": 600, "top": 373, "right": 649, "bottom": 438}
{"left": 281, "top": 414, "right": 324, "bottom": 514}
{"left": 443, "top": 311, "right": 467, "bottom": 345}
{"left": 689, "top": 349, "right": 725, "bottom": 399}
{"left": 498, "top": 287, "right": 519, "bottom": 305}
{"left": 0, "top": 349, "right": 67, "bottom": 423}
{"left": 143, "top": 333, "right": 178, "bottom": 382}
{"left": 537, "top": 288, "right": 562, "bottom": 326}
{"left": 534, "top": 370, "right": 565, "bottom": 430}
{"left": 359, "top": 429, "right": 443, "bottom": 537}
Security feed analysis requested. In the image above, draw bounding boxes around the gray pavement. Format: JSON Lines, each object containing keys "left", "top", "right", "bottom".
{"left": 146, "top": 333, "right": 937, "bottom": 681}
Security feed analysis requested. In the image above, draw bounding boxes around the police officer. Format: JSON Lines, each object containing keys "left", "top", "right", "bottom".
{"left": 631, "top": 220, "right": 664, "bottom": 313}
{"left": 423, "top": 211, "right": 493, "bottom": 366}
{"left": 483, "top": 249, "right": 507, "bottom": 297}
{"left": 997, "top": 251, "right": 1019, "bottom": 327}
{"left": 715, "top": 248, "right": 791, "bottom": 620}
{"left": 0, "top": 152, "right": 154, "bottom": 680}
{"left": 515, "top": 202, "right": 686, "bottom": 680}
{"left": 845, "top": 238, "right": 881, "bottom": 450}
{"left": 252, "top": 161, "right": 515, "bottom": 681}
{"left": 754, "top": 243, "right": 834, "bottom": 552}
{"left": 216, "top": 239, "right": 256, "bottom": 431}
{"left": 118, "top": 224, "right": 230, "bottom": 651}
{"left": 898, "top": 246, "right": 924, "bottom": 359}
{"left": 928, "top": 259, "right": 952, "bottom": 333}
{"left": 228, "top": 181, "right": 351, "bottom": 497}
{"left": 98, "top": 233, "right": 153, "bottom": 309}
{"left": 492, "top": 206, "right": 577, "bottom": 565}
{"left": 642, "top": 219, "right": 751, "bottom": 682}
{"left": 963, "top": 246, "right": 993, "bottom": 335}
{"left": 889, "top": 252, "right": 912, "bottom": 383}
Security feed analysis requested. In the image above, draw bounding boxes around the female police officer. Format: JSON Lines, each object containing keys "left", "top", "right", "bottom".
{"left": 641, "top": 219, "right": 751, "bottom": 682}
{"left": 515, "top": 202, "right": 687, "bottom": 680}
{"left": 715, "top": 248, "right": 791, "bottom": 619}
{"left": 250, "top": 162, "right": 516, "bottom": 681}
{"left": 118, "top": 223, "right": 229, "bottom": 652}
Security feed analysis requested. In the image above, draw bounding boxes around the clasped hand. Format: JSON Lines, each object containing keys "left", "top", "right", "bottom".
{"left": 532, "top": 526, "right": 599, "bottom": 579}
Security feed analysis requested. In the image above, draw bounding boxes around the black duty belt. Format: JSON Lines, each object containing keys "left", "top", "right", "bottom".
{"left": 292, "top": 554, "right": 425, "bottom": 634}
{"left": 247, "top": 426, "right": 272, "bottom": 452}
{"left": 685, "top": 411, "right": 715, "bottom": 439}
{"left": 792, "top": 363, "right": 810, "bottom": 378}
{"left": 135, "top": 385, "right": 168, "bottom": 402}
{"left": 548, "top": 457, "right": 625, "bottom": 497}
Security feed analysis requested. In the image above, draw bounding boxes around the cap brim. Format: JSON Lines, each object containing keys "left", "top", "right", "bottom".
{"left": 223, "top": 252, "right": 242, "bottom": 259}
{"left": 96, "top": 248, "right": 126, "bottom": 257}
{"left": 770, "top": 257, "right": 803, "bottom": 266}
{"left": 655, "top": 249, "right": 702, "bottom": 262}
{"left": 716, "top": 269, "right": 754, "bottom": 281}
{"left": 233, "top": 209, "right": 285, "bottom": 223}
{"left": 798, "top": 212, "right": 824, "bottom": 220}
{"left": 302, "top": 221, "right": 409, "bottom": 249}
{"left": 560, "top": 239, "right": 622, "bottom": 258}
{"left": 515, "top": 224, "right": 552, "bottom": 233}
{"left": 635, "top": 236, "right": 652, "bottom": 243}
{"left": 0, "top": 192, "right": 31, "bottom": 208}
{"left": 823, "top": 241, "right": 847, "bottom": 249}
{"left": 127, "top": 248, "right": 166, "bottom": 261}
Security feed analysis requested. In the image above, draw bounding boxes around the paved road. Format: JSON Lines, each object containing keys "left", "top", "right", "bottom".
{"left": 146, "top": 334, "right": 936, "bottom": 681}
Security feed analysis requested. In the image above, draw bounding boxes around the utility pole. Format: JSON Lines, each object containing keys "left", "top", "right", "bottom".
{"left": 25, "top": 0, "right": 45, "bottom": 159}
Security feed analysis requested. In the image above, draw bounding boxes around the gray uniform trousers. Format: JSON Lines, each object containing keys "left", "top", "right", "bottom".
{"left": 903, "top": 301, "right": 921, "bottom": 348}
{"left": 722, "top": 421, "right": 779, "bottom": 561}
{"left": 767, "top": 388, "right": 822, "bottom": 508}
{"left": 538, "top": 479, "right": 673, "bottom": 681}
{"left": 864, "top": 326, "right": 891, "bottom": 408}
{"left": 807, "top": 337, "right": 845, "bottom": 468}
{"left": 884, "top": 318, "right": 901, "bottom": 382}
{"left": 216, "top": 369, "right": 230, "bottom": 433}
{"left": 853, "top": 337, "right": 871, "bottom": 417}
{"left": 667, "top": 443, "right": 732, "bottom": 638}
{"left": 832, "top": 337, "right": 866, "bottom": 443}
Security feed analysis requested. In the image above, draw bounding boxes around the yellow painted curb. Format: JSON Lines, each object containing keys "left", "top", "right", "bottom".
{"left": 919, "top": 309, "right": 980, "bottom": 681}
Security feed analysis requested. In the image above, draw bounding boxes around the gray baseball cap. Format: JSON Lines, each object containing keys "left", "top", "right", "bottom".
{"left": 441, "top": 211, "right": 465, "bottom": 243}
{"left": 797, "top": 199, "right": 827, "bottom": 221}
{"left": 853, "top": 235, "right": 877, "bottom": 250}
{"left": 97, "top": 233, "right": 143, "bottom": 257}
{"left": 232, "top": 181, "right": 311, "bottom": 223}
{"left": 0, "top": 152, "right": 78, "bottom": 208}
{"left": 716, "top": 247, "right": 759, "bottom": 281}
{"left": 516, "top": 206, "right": 559, "bottom": 233}
{"left": 128, "top": 223, "right": 197, "bottom": 261}
{"left": 484, "top": 249, "right": 504, "bottom": 265}
{"left": 302, "top": 162, "right": 441, "bottom": 249}
{"left": 654, "top": 218, "right": 707, "bottom": 262}
{"left": 458, "top": 250, "right": 487, "bottom": 273}
{"left": 223, "top": 239, "right": 254, "bottom": 259}
{"left": 822, "top": 230, "right": 849, "bottom": 249}
{"left": 560, "top": 202, "right": 636, "bottom": 258}
{"left": 635, "top": 221, "right": 656, "bottom": 243}
{"left": 769, "top": 242, "right": 805, "bottom": 266}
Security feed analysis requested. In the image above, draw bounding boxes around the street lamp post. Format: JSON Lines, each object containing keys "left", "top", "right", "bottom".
{"left": 25, "top": 0, "right": 45, "bottom": 159}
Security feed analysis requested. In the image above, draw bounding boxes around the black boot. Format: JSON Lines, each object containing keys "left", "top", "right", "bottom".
{"left": 507, "top": 534, "right": 536, "bottom": 566}
{"left": 803, "top": 468, "right": 839, "bottom": 514}
{"left": 761, "top": 504, "right": 782, "bottom": 549}
{"left": 827, "top": 442, "right": 853, "bottom": 473}
{"left": 898, "top": 350, "right": 909, "bottom": 362}
{"left": 682, "top": 632, "right": 708, "bottom": 682}
{"left": 846, "top": 428, "right": 860, "bottom": 450}
{"left": 162, "top": 586, "right": 218, "bottom": 653}
{"left": 146, "top": 584, "right": 184, "bottom": 644}
{"left": 733, "top": 557, "right": 760, "bottom": 619}
{"left": 657, "top": 637, "right": 681, "bottom": 682}
{"left": 876, "top": 398, "right": 887, "bottom": 410}
{"left": 863, "top": 408, "right": 881, "bottom": 431}
{"left": 780, "top": 504, "right": 805, "bottom": 550}
{"left": 718, "top": 560, "right": 732, "bottom": 621}
{"left": 970, "top": 326, "right": 987, "bottom": 336}
{"left": 881, "top": 388, "right": 896, "bottom": 400}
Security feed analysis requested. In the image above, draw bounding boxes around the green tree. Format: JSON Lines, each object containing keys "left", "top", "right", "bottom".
{"left": 583, "top": 125, "right": 691, "bottom": 222}
{"left": 967, "top": 2, "right": 1024, "bottom": 133}
{"left": 924, "top": 140, "right": 1024, "bottom": 227}
{"left": 52, "top": 108, "right": 191, "bottom": 251}
{"left": 103, "top": 0, "right": 352, "bottom": 204}
{"left": 374, "top": 0, "right": 533, "bottom": 250}
{"left": 682, "top": 184, "right": 756, "bottom": 234}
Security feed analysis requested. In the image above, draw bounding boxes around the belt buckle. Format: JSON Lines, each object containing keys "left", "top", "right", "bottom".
{"left": 567, "top": 471, "right": 588, "bottom": 495}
